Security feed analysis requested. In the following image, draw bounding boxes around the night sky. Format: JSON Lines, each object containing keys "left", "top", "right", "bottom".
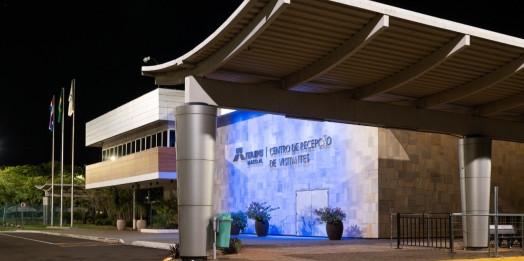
{"left": 1, "top": 1, "right": 523, "bottom": 167}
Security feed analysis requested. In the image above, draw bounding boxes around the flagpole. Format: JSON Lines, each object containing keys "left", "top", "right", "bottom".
{"left": 51, "top": 95, "right": 55, "bottom": 227}
{"left": 60, "top": 87, "right": 64, "bottom": 227}
{"left": 70, "top": 79, "right": 75, "bottom": 227}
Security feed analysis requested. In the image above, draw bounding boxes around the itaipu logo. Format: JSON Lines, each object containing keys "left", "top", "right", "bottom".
{"left": 233, "top": 147, "right": 263, "bottom": 165}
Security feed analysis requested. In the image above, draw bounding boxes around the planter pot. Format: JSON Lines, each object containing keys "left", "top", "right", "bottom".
{"left": 255, "top": 220, "right": 269, "bottom": 237}
{"left": 326, "top": 221, "right": 344, "bottom": 240}
{"left": 230, "top": 224, "right": 241, "bottom": 235}
{"left": 136, "top": 219, "right": 147, "bottom": 232}
{"left": 116, "top": 219, "right": 126, "bottom": 231}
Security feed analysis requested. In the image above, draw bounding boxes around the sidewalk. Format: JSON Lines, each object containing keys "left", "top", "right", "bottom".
{"left": 12, "top": 228, "right": 524, "bottom": 261}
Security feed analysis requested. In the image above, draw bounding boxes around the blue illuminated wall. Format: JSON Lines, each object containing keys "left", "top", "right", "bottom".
{"left": 214, "top": 111, "right": 380, "bottom": 237}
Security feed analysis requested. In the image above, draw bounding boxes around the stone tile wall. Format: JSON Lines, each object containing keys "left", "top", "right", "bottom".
{"left": 214, "top": 112, "right": 379, "bottom": 237}
{"left": 377, "top": 129, "right": 461, "bottom": 238}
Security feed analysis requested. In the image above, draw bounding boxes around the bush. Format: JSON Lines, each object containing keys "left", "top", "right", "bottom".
{"left": 230, "top": 211, "right": 247, "bottom": 231}
{"left": 169, "top": 243, "right": 180, "bottom": 259}
{"left": 313, "top": 206, "right": 346, "bottom": 224}
{"left": 246, "top": 202, "right": 278, "bottom": 222}
{"left": 151, "top": 194, "right": 178, "bottom": 229}
{"left": 221, "top": 238, "right": 243, "bottom": 254}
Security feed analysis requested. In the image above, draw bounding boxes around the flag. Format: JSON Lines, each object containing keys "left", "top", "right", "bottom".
{"left": 58, "top": 89, "right": 63, "bottom": 123}
{"left": 68, "top": 84, "right": 74, "bottom": 117}
{"left": 49, "top": 98, "right": 54, "bottom": 131}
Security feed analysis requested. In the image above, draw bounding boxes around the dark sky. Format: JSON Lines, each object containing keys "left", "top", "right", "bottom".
{"left": 1, "top": 1, "right": 523, "bottom": 167}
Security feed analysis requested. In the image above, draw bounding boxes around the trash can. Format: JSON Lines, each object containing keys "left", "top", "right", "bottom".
{"left": 216, "top": 213, "right": 232, "bottom": 248}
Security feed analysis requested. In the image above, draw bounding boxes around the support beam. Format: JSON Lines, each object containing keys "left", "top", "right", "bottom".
{"left": 191, "top": 0, "right": 290, "bottom": 76}
{"left": 185, "top": 75, "right": 524, "bottom": 142}
{"left": 155, "top": 69, "right": 191, "bottom": 86}
{"left": 282, "top": 14, "right": 389, "bottom": 90}
{"left": 480, "top": 91, "right": 524, "bottom": 116}
{"left": 355, "top": 34, "right": 470, "bottom": 100}
{"left": 423, "top": 54, "right": 524, "bottom": 108}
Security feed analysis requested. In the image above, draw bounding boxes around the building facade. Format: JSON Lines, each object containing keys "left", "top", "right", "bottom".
{"left": 85, "top": 89, "right": 524, "bottom": 238}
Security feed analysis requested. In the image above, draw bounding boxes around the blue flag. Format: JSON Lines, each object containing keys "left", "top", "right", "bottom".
{"left": 49, "top": 98, "right": 54, "bottom": 131}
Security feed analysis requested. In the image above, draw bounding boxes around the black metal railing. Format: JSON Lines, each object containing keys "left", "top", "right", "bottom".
{"left": 394, "top": 213, "right": 451, "bottom": 249}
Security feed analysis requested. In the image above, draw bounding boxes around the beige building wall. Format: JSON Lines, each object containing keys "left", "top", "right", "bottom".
{"left": 491, "top": 140, "right": 524, "bottom": 213}
{"left": 377, "top": 129, "right": 462, "bottom": 238}
{"left": 377, "top": 129, "right": 524, "bottom": 238}
{"left": 86, "top": 147, "right": 176, "bottom": 189}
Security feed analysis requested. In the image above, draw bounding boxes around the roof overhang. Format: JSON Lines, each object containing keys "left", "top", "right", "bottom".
{"left": 142, "top": 0, "right": 524, "bottom": 142}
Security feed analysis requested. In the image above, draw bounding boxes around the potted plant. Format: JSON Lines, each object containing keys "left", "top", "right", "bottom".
{"left": 246, "top": 202, "right": 279, "bottom": 237}
{"left": 230, "top": 210, "right": 247, "bottom": 235}
{"left": 314, "top": 206, "right": 347, "bottom": 240}
{"left": 116, "top": 207, "right": 126, "bottom": 231}
{"left": 136, "top": 203, "right": 147, "bottom": 232}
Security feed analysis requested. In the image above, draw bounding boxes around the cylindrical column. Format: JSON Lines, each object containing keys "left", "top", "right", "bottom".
{"left": 43, "top": 196, "right": 49, "bottom": 225}
{"left": 459, "top": 137, "right": 491, "bottom": 250}
{"left": 175, "top": 103, "right": 216, "bottom": 260}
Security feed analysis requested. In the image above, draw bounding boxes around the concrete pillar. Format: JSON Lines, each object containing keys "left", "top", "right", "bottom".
{"left": 459, "top": 137, "right": 491, "bottom": 249}
{"left": 175, "top": 103, "right": 216, "bottom": 260}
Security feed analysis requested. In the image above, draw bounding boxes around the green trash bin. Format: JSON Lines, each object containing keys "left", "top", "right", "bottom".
{"left": 216, "top": 213, "right": 232, "bottom": 248}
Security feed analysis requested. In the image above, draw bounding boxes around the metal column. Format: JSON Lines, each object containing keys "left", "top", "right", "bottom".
{"left": 459, "top": 137, "right": 491, "bottom": 249}
{"left": 175, "top": 103, "right": 217, "bottom": 260}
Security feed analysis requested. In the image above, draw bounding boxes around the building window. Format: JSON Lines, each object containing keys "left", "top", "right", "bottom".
{"left": 169, "top": 130, "right": 175, "bottom": 147}
{"left": 141, "top": 138, "right": 146, "bottom": 151}
{"left": 162, "top": 131, "right": 168, "bottom": 147}
{"left": 136, "top": 139, "right": 141, "bottom": 152}
{"left": 152, "top": 135, "right": 157, "bottom": 148}
{"left": 131, "top": 141, "right": 135, "bottom": 153}
{"left": 126, "top": 142, "right": 131, "bottom": 155}
{"left": 146, "top": 136, "right": 151, "bottom": 150}
{"left": 156, "top": 132, "right": 162, "bottom": 147}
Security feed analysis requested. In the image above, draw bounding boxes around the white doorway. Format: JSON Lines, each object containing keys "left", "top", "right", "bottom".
{"left": 296, "top": 189, "right": 328, "bottom": 236}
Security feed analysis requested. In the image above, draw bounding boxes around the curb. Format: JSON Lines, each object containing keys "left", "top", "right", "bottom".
{"left": 132, "top": 240, "right": 173, "bottom": 250}
{"left": 12, "top": 230, "right": 125, "bottom": 244}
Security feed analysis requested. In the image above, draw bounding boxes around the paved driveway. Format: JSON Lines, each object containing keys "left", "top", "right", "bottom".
{"left": 0, "top": 232, "right": 170, "bottom": 261}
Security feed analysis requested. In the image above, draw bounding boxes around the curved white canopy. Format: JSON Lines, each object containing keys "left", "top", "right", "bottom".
{"left": 142, "top": 0, "right": 524, "bottom": 142}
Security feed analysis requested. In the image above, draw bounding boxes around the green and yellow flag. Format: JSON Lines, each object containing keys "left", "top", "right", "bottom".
{"left": 58, "top": 89, "right": 63, "bottom": 123}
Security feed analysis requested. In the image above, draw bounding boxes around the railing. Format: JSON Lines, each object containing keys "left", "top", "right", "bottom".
{"left": 450, "top": 213, "right": 524, "bottom": 258}
{"left": 392, "top": 213, "right": 452, "bottom": 249}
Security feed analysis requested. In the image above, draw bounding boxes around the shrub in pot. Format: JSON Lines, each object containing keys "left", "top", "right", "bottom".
{"left": 136, "top": 203, "right": 147, "bottom": 231}
{"left": 313, "top": 206, "right": 347, "bottom": 240}
{"left": 230, "top": 211, "right": 247, "bottom": 235}
{"left": 246, "top": 202, "right": 279, "bottom": 237}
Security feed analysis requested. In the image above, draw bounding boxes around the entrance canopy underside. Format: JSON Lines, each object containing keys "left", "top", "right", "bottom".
{"left": 142, "top": 0, "right": 524, "bottom": 142}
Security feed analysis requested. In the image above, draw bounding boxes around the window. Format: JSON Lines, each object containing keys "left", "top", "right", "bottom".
{"left": 141, "top": 138, "right": 146, "bottom": 151}
{"left": 110, "top": 147, "right": 114, "bottom": 159}
{"left": 152, "top": 135, "right": 157, "bottom": 148}
{"left": 156, "top": 132, "right": 162, "bottom": 147}
{"left": 126, "top": 142, "right": 131, "bottom": 155}
{"left": 136, "top": 139, "right": 141, "bottom": 152}
{"left": 146, "top": 136, "right": 151, "bottom": 150}
{"left": 169, "top": 130, "right": 175, "bottom": 147}
{"left": 102, "top": 150, "right": 107, "bottom": 161}
{"left": 118, "top": 145, "right": 123, "bottom": 157}
{"left": 162, "top": 131, "right": 168, "bottom": 147}
{"left": 131, "top": 141, "right": 135, "bottom": 153}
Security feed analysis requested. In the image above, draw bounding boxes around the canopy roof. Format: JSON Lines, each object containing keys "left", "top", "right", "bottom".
{"left": 142, "top": 0, "right": 524, "bottom": 142}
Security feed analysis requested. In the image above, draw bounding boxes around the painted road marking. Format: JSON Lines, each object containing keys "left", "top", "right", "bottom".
{"left": 0, "top": 233, "right": 119, "bottom": 247}
{"left": 0, "top": 233, "right": 55, "bottom": 245}
{"left": 55, "top": 242, "right": 120, "bottom": 247}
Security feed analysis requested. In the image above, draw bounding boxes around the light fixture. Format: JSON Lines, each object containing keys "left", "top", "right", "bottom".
{"left": 143, "top": 56, "right": 160, "bottom": 88}
{"left": 143, "top": 56, "right": 158, "bottom": 65}
{"left": 285, "top": 115, "right": 324, "bottom": 122}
